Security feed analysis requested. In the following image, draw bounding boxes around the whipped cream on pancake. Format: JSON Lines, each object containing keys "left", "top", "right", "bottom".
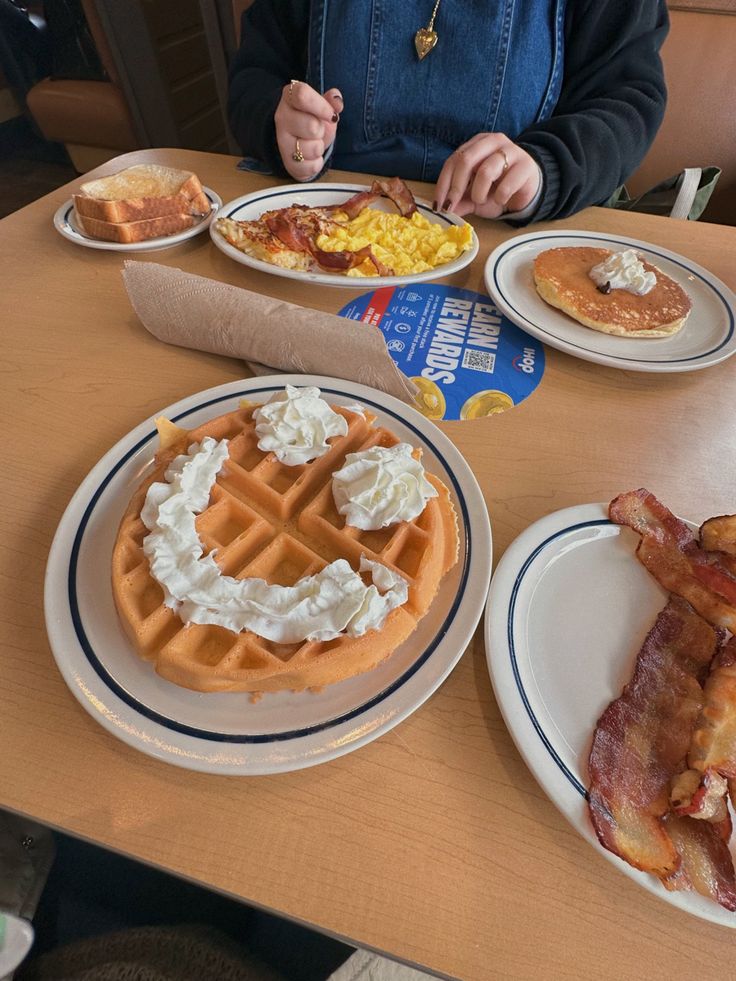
{"left": 253, "top": 385, "right": 348, "bottom": 466}
{"left": 589, "top": 249, "right": 657, "bottom": 295}
{"left": 332, "top": 443, "right": 439, "bottom": 530}
{"left": 140, "top": 436, "right": 408, "bottom": 642}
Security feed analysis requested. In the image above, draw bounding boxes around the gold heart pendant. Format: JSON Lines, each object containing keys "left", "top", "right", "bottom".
{"left": 414, "top": 28, "right": 438, "bottom": 60}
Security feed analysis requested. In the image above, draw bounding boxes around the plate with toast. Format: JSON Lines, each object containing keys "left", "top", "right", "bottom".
{"left": 485, "top": 230, "right": 736, "bottom": 372}
{"left": 54, "top": 163, "right": 222, "bottom": 252}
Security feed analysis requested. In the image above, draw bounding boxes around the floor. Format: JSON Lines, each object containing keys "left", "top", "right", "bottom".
{"left": 25, "top": 830, "right": 353, "bottom": 980}
{"left": 0, "top": 115, "right": 77, "bottom": 219}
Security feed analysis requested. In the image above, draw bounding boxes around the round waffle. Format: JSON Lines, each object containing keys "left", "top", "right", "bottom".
{"left": 112, "top": 402, "right": 459, "bottom": 694}
{"left": 533, "top": 246, "right": 692, "bottom": 337}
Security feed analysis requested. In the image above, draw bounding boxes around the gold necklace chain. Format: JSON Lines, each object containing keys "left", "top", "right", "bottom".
{"left": 415, "top": 0, "right": 442, "bottom": 60}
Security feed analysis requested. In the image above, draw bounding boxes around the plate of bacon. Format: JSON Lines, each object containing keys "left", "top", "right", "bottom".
{"left": 486, "top": 490, "right": 736, "bottom": 924}
{"left": 210, "top": 178, "right": 478, "bottom": 288}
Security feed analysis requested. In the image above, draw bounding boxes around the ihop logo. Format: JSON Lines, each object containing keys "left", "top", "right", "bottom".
{"left": 513, "top": 347, "right": 537, "bottom": 374}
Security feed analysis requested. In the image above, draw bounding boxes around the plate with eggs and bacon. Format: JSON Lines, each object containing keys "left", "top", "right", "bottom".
{"left": 211, "top": 178, "right": 478, "bottom": 288}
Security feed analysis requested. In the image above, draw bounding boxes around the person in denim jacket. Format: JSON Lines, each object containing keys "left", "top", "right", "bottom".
{"left": 228, "top": 0, "right": 668, "bottom": 224}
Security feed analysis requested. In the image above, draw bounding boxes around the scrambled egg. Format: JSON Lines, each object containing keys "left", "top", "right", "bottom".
{"left": 316, "top": 208, "right": 473, "bottom": 277}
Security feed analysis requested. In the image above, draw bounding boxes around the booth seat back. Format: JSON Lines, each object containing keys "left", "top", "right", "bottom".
{"left": 625, "top": 7, "right": 736, "bottom": 225}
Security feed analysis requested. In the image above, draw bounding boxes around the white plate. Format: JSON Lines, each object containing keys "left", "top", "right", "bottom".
{"left": 44, "top": 375, "right": 491, "bottom": 775}
{"left": 486, "top": 502, "right": 736, "bottom": 926}
{"left": 53, "top": 187, "right": 222, "bottom": 252}
{"left": 484, "top": 230, "right": 736, "bottom": 372}
{"left": 210, "top": 182, "right": 479, "bottom": 288}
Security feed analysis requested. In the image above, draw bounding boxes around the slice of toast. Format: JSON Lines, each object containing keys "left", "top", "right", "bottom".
{"left": 76, "top": 211, "right": 198, "bottom": 244}
{"left": 73, "top": 164, "right": 209, "bottom": 223}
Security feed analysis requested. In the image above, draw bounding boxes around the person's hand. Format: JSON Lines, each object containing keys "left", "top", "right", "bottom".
{"left": 434, "top": 133, "right": 541, "bottom": 218}
{"left": 275, "top": 80, "right": 342, "bottom": 181}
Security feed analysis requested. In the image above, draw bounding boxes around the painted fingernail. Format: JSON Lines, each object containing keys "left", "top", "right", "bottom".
{"left": 432, "top": 200, "right": 438, "bottom": 212}
{"left": 442, "top": 199, "right": 451, "bottom": 212}
{"left": 333, "top": 91, "right": 343, "bottom": 103}
{"left": 331, "top": 112, "right": 339, "bottom": 122}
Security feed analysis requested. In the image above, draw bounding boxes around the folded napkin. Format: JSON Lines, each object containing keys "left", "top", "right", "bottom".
{"left": 122, "top": 262, "right": 417, "bottom": 404}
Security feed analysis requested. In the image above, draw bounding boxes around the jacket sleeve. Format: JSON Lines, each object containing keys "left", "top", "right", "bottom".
{"left": 514, "top": 0, "right": 669, "bottom": 222}
{"left": 227, "top": 0, "right": 309, "bottom": 175}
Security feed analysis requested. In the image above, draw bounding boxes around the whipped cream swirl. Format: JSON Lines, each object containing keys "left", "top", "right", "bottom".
{"left": 253, "top": 385, "right": 348, "bottom": 466}
{"left": 332, "top": 443, "right": 438, "bottom": 530}
{"left": 589, "top": 249, "right": 657, "bottom": 295}
{"left": 141, "top": 437, "right": 408, "bottom": 643}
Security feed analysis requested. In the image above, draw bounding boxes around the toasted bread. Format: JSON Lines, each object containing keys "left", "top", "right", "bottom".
{"left": 73, "top": 164, "right": 209, "bottom": 223}
{"left": 76, "top": 211, "right": 197, "bottom": 244}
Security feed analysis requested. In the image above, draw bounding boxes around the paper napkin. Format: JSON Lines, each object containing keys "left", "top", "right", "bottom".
{"left": 122, "top": 262, "right": 417, "bottom": 404}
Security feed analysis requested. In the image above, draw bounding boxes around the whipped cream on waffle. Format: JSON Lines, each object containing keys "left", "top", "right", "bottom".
{"left": 141, "top": 436, "right": 408, "bottom": 642}
{"left": 589, "top": 249, "right": 656, "bottom": 295}
{"left": 253, "top": 385, "right": 348, "bottom": 466}
{"left": 332, "top": 443, "right": 438, "bottom": 530}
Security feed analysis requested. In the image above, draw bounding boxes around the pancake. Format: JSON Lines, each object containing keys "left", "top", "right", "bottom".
{"left": 533, "top": 247, "right": 692, "bottom": 337}
{"left": 111, "top": 400, "right": 459, "bottom": 694}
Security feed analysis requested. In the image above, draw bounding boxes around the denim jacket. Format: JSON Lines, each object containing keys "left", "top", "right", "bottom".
{"left": 228, "top": 0, "right": 668, "bottom": 222}
{"left": 306, "top": 0, "right": 564, "bottom": 183}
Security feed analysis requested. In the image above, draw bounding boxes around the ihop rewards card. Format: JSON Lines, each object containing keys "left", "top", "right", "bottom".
{"left": 338, "top": 284, "right": 544, "bottom": 420}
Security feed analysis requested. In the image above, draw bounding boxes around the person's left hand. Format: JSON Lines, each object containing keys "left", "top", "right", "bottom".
{"left": 434, "top": 133, "right": 541, "bottom": 218}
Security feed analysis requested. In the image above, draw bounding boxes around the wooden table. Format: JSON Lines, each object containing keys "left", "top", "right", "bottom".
{"left": 2, "top": 148, "right": 736, "bottom": 981}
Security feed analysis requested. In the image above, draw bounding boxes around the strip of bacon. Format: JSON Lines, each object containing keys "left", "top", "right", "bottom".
{"left": 661, "top": 813, "right": 736, "bottom": 910}
{"left": 310, "top": 245, "right": 393, "bottom": 277}
{"left": 701, "top": 515, "right": 736, "bottom": 557}
{"left": 371, "top": 177, "right": 418, "bottom": 216}
{"left": 263, "top": 209, "right": 392, "bottom": 275}
{"left": 263, "top": 211, "right": 317, "bottom": 253}
{"left": 330, "top": 177, "right": 418, "bottom": 219}
{"left": 610, "top": 489, "right": 736, "bottom": 630}
{"left": 332, "top": 189, "right": 379, "bottom": 220}
{"left": 670, "top": 768, "right": 730, "bottom": 825}
{"left": 701, "top": 515, "right": 736, "bottom": 578}
{"left": 689, "top": 638, "right": 736, "bottom": 779}
{"left": 588, "top": 597, "right": 719, "bottom": 877}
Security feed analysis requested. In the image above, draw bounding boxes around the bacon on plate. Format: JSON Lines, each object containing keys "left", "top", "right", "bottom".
{"left": 661, "top": 813, "right": 736, "bottom": 909}
{"left": 610, "top": 489, "right": 736, "bottom": 633}
{"left": 588, "top": 597, "right": 719, "bottom": 877}
{"left": 332, "top": 177, "right": 419, "bottom": 220}
{"left": 688, "top": 638, "right": 736, "bottom": 783}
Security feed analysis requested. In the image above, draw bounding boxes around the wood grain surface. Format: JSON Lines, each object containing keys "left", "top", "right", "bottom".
{"left": 2, "top": 148, "right": 736, "bottom": 980}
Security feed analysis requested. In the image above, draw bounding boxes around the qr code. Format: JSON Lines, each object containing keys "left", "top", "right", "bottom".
{"left": 462, "top": 348, "right": 496, "bottom": 373}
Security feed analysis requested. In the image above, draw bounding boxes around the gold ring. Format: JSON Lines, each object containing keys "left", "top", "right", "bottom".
{"left": 499, "top": 149, "right": 509, "bottom": 173}
{"left": 292, "top": 139, "right": 304, "bottom": 163}
{"left": 288, "top": 79, "right": 299, "bottom": 104}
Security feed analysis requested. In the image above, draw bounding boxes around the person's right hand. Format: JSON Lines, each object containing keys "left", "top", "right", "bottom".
{"left": 275, "top": 80, "right": 342, "bottom": 181}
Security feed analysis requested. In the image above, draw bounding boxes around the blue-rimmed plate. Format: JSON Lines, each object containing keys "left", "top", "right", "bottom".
{"left": 485, "top": 502, "right": 736, "bottom": 926}
{"left": 53, "top": 187, "right": 222, "bottom": 252}
{"left": 484, "top": 230, "right": 736, "bottom": 372}
{"left": 44, "top": 375, "right": 491, "bottom": 775}
{"left": 210, "top": 183, "right": 479, "bottom": 288}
